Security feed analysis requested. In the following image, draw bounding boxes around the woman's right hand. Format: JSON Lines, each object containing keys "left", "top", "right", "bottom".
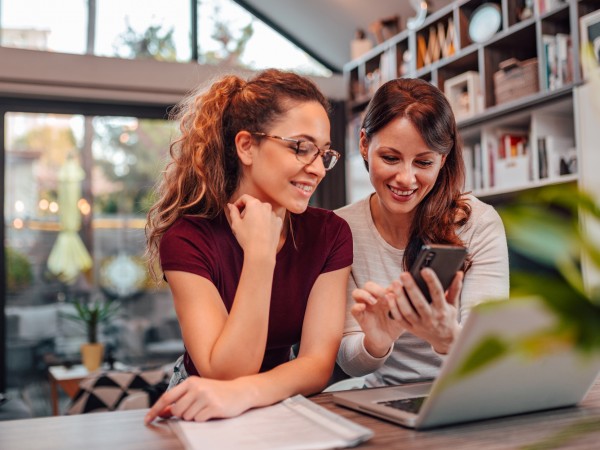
{"left": 351, "top": 281, "right": 406, "bottom": 358}
{"left": 227, "top": 194, "right": 283, "bottom": 260}
{"left": 144, "top": 376, "right": 254, "bottom": 424}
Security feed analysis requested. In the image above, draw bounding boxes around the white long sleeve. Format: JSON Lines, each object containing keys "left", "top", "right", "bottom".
{"left": 335, "top": 195, "right": 509, "bottom": 387}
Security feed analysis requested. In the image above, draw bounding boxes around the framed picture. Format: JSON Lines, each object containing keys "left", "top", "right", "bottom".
{"left": 444, "top": 71, "right": 482, "bottom": 120}
{"left": 580, "top": 9, "right": 600, "bottom": 76}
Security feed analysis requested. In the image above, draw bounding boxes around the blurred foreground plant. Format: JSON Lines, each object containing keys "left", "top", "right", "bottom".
{"left": 452, "top": 184, "right": 600, "bottom": 382}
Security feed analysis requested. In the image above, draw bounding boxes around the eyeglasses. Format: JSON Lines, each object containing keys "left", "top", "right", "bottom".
{"left": 250, "top": 132, "right": 340, "bottom": 171}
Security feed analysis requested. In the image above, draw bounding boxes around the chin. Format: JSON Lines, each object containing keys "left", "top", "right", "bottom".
{"left": 287, "top": 201, "right": 310, "bottom": 214}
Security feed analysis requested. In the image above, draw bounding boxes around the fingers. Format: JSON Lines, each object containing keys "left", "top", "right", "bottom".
{"left": 158, "top": 405, "right": 173, "bottom": 419}
{"left": 227, "top": 203, "right": 241, "bottom": 226}
{"left": 145, "top": 382, "right": 187, "bottom": 425}
{"left": 446, "top": 271, "right": 464, "bottom": 306}
{"left": 398, "top": 272, "right": 430, "bottom": 320}
{"left": 419, "top": 268, "right": 446, "bottom": 308}
{"left": 231, "top": 193, "right": 255, "bottom": 209}
{"left": 351, "top": 288, "right": 377, "bottom": 306}
{"left": 386, "top": 283, "right": 403, "bottom": 320}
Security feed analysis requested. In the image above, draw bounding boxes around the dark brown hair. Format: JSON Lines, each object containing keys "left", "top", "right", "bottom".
{"left": 361, "top": 78, "right": 471, "bottom": 271}
{"left": 146, "top": 69, "right": 330, "bottom": 278}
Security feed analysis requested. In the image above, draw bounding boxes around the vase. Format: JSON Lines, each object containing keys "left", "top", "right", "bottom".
{"left": 80, "top": 343, "right": 104, "bottom": 371}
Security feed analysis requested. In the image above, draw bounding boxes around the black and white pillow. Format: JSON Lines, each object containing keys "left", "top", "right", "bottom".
{"left": 66, "top": 369, "right": 168, "bottom": 414}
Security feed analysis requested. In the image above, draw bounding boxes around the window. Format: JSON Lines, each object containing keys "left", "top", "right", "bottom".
{"left": 0, "top": 0, "right": 87, "bottom": 53}
{"left": 0, "top": 0, "right": 331, "bottom": 75}
{"left": 4, "top": 111, "right": 180, "bottom": 411}
{"left": 197, "top": 0, "right": 331, "bottom": 76}
{"left": 95, "top": 0, "right": 192, "bottom": 62}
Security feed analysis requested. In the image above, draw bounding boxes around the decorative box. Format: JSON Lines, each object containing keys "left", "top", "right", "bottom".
{"left": 493, "top": 57, "right": 539, "bottom": 105}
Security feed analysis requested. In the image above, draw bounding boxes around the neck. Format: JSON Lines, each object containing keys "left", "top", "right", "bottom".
{"left": 369, "top": 194, "right": 412, "bottom": 249}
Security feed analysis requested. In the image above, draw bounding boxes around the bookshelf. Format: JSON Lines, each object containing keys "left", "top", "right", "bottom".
{"left": 343, "top": 0, "right": 600, "bottom": 204}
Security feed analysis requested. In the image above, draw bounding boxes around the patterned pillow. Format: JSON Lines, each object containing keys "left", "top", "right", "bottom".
{"left": 66, "top": 368, "right": 168, "bottom": 414}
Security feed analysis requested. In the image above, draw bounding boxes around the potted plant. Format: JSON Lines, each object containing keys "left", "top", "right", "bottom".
{"left": 62, "top": 295, "right": 120, "bottom": 371}
{"left": 6, "top": 246, "right": 33, "bottom": 293}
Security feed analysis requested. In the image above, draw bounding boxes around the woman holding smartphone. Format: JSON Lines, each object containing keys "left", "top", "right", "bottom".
{"left": 334, "top": 78, "right": 509, "bottom": 388}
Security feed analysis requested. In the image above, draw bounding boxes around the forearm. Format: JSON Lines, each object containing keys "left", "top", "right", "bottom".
{"left": 235, "top": 354, "right": 335, "bottom": 410}
{"left": 205, "top": 254, "right": 276, "bottom": 378}
{"left": 337, "top": 332, "right": 392, "bottom": 377}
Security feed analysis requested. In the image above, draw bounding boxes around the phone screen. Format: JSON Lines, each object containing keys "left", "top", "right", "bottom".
{"left": 409, "top": 244, "right": 467, "bottom": 303}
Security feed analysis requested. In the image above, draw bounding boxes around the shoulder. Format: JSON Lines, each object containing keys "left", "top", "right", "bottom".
{"left": 459, "top": 194, "right": 505, "bottom": 239}
{"left": 299, "top": 206, "right": 349, "bottom": 229}
{"left": 296, "top": 206, "right": 352, "bottom": 242}
{"left": 464, "top": 195, "right": 502, "bottom": 224}
{"left": 161, "top": 214, "right": 225, "bottom": 251}
{"left": 163, "top": 215, "right": 214, "bottom": 240}
{"left": 334, "top": 196, "right": 370, "bottom": 226}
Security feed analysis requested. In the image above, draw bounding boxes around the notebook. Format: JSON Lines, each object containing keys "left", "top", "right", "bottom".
{"left": 171, "top": 394, "right": 373, "bottom": 449}
{"left": 332, "top": 297, "right": 600, "bottom": 429}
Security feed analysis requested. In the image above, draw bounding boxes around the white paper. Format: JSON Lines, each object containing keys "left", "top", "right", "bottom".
{"left": 170, "top": 395, "right": 372, "bottom": 450}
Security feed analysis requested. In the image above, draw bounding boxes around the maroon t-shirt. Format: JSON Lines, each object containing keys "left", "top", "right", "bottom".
{"left": 159, "top": 206, "right": 353, "bottom": 375}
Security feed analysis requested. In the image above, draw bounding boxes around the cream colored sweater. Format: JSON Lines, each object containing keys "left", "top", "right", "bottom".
{"left": 335, "top": 194, "right": 510, "bottom": 387}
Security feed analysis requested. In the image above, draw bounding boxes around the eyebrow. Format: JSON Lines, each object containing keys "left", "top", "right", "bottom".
{"left": 292, "top": 134, "right": 332, "bottom": 147}
{"left": 379, "top": 146, "right": 435, "bottom": 157}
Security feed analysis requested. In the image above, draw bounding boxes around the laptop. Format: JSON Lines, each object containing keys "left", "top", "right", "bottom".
{"left": 332, "top": 297, "right": 600, "bottom": 429}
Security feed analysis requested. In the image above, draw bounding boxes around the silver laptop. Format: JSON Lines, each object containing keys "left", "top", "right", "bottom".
{"left": 332, "top": 297, "right": 600, "bottom": 429}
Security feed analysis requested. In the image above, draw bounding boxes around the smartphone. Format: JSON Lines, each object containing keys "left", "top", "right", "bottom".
{"left": 409, "top": 244, "right": 468, "bottom": 303}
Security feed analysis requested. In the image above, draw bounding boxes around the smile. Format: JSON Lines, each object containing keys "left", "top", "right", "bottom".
{"left": 388, "top": 185, "right": 416, "bottom": 196}
{"left": 291, "top": 182, "right": 314, "bottom": 194}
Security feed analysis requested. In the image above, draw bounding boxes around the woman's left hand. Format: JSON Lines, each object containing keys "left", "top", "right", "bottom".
{"left": 387, "top": 269, "right": 464, "bottom": 354}
{"left": 144, "top": 376, "right": 253, "bottom": 424}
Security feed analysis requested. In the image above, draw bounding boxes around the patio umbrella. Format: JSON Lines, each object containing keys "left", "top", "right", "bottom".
{"left": 47, "top": 154, "right": 93, "bottom": 285}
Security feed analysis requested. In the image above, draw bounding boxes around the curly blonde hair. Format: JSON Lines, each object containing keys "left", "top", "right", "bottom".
{"left": 145, "top": 69, "right": 329, "bottom": 279}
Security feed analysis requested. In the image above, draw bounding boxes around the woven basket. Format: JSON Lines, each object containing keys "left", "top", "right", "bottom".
{"left": 493, "top": 57, "right": 539, "bottom": 105}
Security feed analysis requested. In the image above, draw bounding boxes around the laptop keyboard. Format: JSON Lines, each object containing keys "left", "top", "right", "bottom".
{"left": 378, "top": 396, "right": 427, "bottom": 414}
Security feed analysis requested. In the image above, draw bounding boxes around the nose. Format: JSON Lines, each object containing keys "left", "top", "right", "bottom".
{"left": 394, "top": 163, "right": 416, "bottom": 186}
{"left": 305, "top": 154, "right": 326, "bottom": 178}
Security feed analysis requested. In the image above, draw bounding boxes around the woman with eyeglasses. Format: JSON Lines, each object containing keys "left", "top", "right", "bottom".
{"left": 334, "top": 78, "right": 509, "bottom": 388}
{"left": 144, "top": 69, "right": 352, "bottom": 423}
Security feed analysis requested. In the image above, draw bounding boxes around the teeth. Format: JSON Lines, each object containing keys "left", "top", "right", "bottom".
{"left": 389, "top": 186, "right": 415, "bottom": 196}
{"left": 292, "top": 182, "right": 313, "bottom": 193}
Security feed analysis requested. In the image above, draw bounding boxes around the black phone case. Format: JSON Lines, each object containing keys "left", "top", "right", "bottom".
{"left": 409, "top": 244, "right": 467, "bottom": 303}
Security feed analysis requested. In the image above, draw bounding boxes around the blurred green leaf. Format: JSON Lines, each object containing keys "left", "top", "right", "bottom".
{"left": 455, "top": 183, "right": 600, "bottom": 381}
{"left": 452, "top": 336, "right": 508, "bottom": 380}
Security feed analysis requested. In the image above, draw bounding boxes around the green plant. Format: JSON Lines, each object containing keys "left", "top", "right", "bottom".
{"left": 61, "top": 296, "right": 120, "bottom": 343}
{"left": 6, "top": 246, "right": 33, "bottom": 292}
{"left": 453, "top": 183, "right": 600, "bottom": 379}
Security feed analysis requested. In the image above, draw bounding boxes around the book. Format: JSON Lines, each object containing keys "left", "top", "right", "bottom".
{"left": 556, "top": 33, "right": 573, "bottom": 86}
{"left": 169, "top": 395, "right": 373, "bottom": 450}
{"left": 538, "top": 137, "right": 549, "bottom": 179}
{"left": 463, "top": 145, "right": 474, "bottom": 191}
{"left": 473, "top": 142, "right": 483, "bottom": 190}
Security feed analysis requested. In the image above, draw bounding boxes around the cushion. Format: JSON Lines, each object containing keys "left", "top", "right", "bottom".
{"left": 66, "top": 368, "right": 168, "bottom": 414}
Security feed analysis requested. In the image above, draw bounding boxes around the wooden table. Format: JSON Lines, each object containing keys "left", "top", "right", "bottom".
{"left": 3, "top": 378, "right": 600, "bottom": 449}
{"left": 47, "top": 365, "right": 89, "bottom": 416}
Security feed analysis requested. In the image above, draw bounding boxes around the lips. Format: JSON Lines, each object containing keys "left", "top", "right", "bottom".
{"left": 388, "top": 185, "right": 416, "bottom": 196}
{"left": 291, "top": 181, "right": 315, "bottom": 194}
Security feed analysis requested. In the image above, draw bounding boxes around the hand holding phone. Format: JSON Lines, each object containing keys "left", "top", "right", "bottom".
{"left": 409, "top": 244, "right": 467, "bottom": 303}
